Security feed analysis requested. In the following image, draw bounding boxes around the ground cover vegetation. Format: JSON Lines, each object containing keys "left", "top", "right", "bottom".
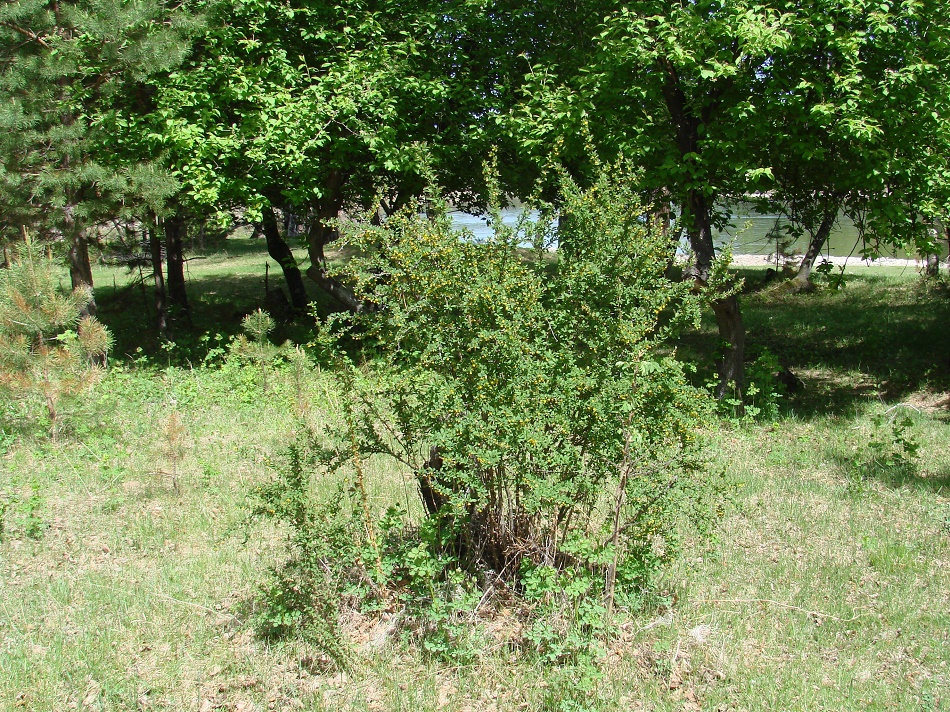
{"left": 0, "top": 240, "right": 948, "bottom": 710}
{"left": 1, "top": 0, "right": 950, "bottom": 709}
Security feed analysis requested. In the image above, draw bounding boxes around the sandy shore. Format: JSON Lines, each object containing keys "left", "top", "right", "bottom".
{"left": 729, "top": 254, "right": 935, "bottom": 269}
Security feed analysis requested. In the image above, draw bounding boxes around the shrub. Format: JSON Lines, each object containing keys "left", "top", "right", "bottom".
{"left": 251, "top": 435, "right": 356, "bottom": 668}
{"left": 0, "top": 239, "right": 112, "bottom": 436}
{"left": 255, "top": 166, "right": 728, "bottom": 659}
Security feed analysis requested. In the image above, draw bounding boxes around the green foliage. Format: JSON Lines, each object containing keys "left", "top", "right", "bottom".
{"left": 0, "top": 490, "right": 9, "bottom": 541}
{"left": 866, "top": 411, "right": 920, "bottom": 473}
{"left": 21, "top": 483, "right": 48, "bottom": 539}
{"left": 0, "top": 482, "right": 47, "bottom": 541}
{"left": 0, "top": 240, "right": 112, "bottom": 434}
{"left": 744, "top": 352, "right": 784, "bottom": 421}
{"left": 715, "top": 349, "right": 785, "bottom": 422}
{"left": 250, "top": 434, "right": 360, "bottom": 668}
{"left": 520, "top": 562, "right": 608, "bottom": 665}
{"left": 0, "top": 0, "right": 193, "bottom": 241}
{"left": 250, "top": 167, "right": 729, "bottom": 659}
{"left": 814, "top": 259, "right": 847, "bottom": 290}
{"left": 223, "top": 308, "right": 288, "bottom": 394}
{"left": 848, "top": 408, "right": 921, "bottom": 492}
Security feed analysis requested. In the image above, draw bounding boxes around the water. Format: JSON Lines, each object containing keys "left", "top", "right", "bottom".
{"left": 713, "top": 206, "right": 861, "bottom": 258}
{"left": 449, "top": 205, "right": 943, "bottom": 259}
{"left": 448, "top": 209, "right": 543, "bottom": 241}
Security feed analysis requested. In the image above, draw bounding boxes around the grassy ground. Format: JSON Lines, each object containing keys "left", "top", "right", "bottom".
{"left": 1, "top": 241, "right": 949, "bottom": 711}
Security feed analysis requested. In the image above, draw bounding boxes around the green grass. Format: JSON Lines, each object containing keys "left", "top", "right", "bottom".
{"left": 91, "top": 236, "right": 325, "bottom": 360}
{"left": 1, "top": 240, "right": 948, "bottom": 711}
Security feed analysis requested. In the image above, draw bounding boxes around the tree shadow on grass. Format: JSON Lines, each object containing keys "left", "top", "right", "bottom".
{"left": 823, "top": 448, "right": 950, "bottom": 495}
{"left": 95, "top": 269, "right": 334, "bottom": 363}
{"left": 680, "top": 269, "right": 950, "bottom": 418}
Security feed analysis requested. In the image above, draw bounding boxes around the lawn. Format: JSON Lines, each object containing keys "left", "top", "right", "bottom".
{"left": 1, "top": 241, "right": 948, "bottom": 711}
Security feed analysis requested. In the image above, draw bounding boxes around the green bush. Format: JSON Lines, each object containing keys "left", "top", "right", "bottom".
{"left": 716, "top": 348, "right": 785, "bottom": 422}
{"left": 847, "top": 408, "right": 921, "bottom": 492}
{"left": 255, "top": 166, "right": 728, "bottom": 659}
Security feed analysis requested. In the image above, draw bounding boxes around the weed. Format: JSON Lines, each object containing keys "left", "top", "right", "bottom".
{"left": 159, "top": 411, "right": 187, "bottom": 494}
{"left": 715, "top": 349, "right": 785, "bottom": 421}
{"left": 814, "top": 259, "right": 847, "bottom": 290}
{"left": 249, "top": 435, "right": 362, "bottom": 667}
{"left": 22, "top": 483, "right": 47, "bottom": 540}
{"left": 849, "top": 408, "right": 920, "bottom": 488}
{"left": 0, "top": 490, "right": 10, "bottom": 541}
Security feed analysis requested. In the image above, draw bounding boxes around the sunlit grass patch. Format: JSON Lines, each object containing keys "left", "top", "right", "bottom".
{"left": 1, "top": 257, "right": 948, "bottom": 710}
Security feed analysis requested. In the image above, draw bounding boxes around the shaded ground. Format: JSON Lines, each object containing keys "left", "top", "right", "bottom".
{"left": 92, "top": 238, "right": 329, "bottom": 361}
{"left": 92, "top": 238, "right": 950, "bottom": 422}
{"left": 682, "top": 267, "right": 950, "bottom": 417}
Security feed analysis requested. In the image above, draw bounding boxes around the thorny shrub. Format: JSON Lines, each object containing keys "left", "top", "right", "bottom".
{"left": 253, "top": 166, "right": 730, "bottom": 662}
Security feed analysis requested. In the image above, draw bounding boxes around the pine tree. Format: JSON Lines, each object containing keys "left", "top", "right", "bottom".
{"left": 0, "top": 236, "right": 112, "bottom": 436}
{"left": 0, "top": 0, "right": 194, "bottom": 311}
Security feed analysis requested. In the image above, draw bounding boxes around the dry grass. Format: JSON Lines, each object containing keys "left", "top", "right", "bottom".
{"left": 1, "top": 260, "right": 949, "bottom": 711}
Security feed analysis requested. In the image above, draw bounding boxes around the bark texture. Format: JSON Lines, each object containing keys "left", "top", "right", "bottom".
{"left": 65, "top": 215, "right": 96, "bottom": 317}
{"left": 304, "top": 171, "right": 365, "bottom": 312}
{"left": 149, "top": 226, "right": 167, "bottom": 336}
{"left": 262, "top": 206, "right": 309, "bottom": 310}
{"left": 685, "top": 190, "right": 745, "bottom": 397}
{"left": 924, "top": 252, "right": 940, "bottom": 278}
{"left": 661, "top": 61, "right": 745, "bottom": 395}
{"left": 790, "top": 206, "right": 838, "bottom": 292}
{"left": 163, "top": 213, "right": 190, "bottom": 322}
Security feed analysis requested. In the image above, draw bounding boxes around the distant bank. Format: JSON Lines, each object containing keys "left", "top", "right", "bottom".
{"left": 449, "top": 206, "right": 947, "bottom": 262}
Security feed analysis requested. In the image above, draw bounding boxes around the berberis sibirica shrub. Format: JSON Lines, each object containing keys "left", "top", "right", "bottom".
{"left": 255, "top": 166, "right": 728, "bottom": 660}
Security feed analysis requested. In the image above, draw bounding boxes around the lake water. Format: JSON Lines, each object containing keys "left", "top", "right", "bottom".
{"left": 449, "top": 206, "right": 943, "bottom": 260}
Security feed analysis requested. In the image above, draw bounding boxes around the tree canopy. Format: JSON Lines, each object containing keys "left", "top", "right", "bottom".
{"left": 1, "top": 0, "right": 949, "bottom": 386}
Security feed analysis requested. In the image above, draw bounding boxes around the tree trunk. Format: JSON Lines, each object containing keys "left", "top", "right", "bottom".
{"left": 164, "top": 213, "right": 190, "bottom": 323}
{"left": 262, "top": 206, "right": 309, "bottom": 310}
{"left": 790, "top": 206, "right": 838, "bottom": 291}
{"left": 684, "top": 190, "right": 745, "bottom": 397}
{"left": 284, "top": 209, "right": 299, "bottom": 238}
{"left": 924, "top": 252, "right": 940, "bottom": 278}
{"left": 65, "top": 215, "right": 96, "bottom": 316}
{"left": 149, "top": 226, "right": 168, "bottom": 336}
{"left": 919, "top": 221, "right": 946, "bottom": 279}
{"left": 660, "top": 62, "right": 744, "bottom": 396}
{"left": 304, "top": 172, "right": 365, "bottom": 312}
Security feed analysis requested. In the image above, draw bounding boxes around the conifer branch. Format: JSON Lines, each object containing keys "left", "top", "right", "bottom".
{"left": 0, "top": 21, "right": 50, "bottom": 49}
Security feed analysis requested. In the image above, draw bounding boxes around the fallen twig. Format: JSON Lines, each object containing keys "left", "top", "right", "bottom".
{"left": 87, "top": 581, "right": 240, "bottom": 622}
{"left": 696, "top": 597, "right": 869, "bottom": 623}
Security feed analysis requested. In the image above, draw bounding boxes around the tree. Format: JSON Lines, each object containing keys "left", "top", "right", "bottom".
{"left": 0, "top": 0, "right": 191, "bottom": 314}
{"left": 754, "top": 0, "right": 950, "bottom": 290}
{"left": 0, "top": 236, "right": 112, "bottom": 436}
{"left": 155, "top": 0, "right": 464, "bottom": 311}
{"left": 510, "top": 0, "right": 950, "bottom": 390}
{"left": 153, "top": 0, "right": 616, "bottom": 311}
{"left": 579, "top": 2, "right": 797, "bottom": 394}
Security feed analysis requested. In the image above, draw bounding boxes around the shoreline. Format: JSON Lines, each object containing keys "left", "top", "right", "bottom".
{"left": 728, "top": 254, "right": 938, "bottom": 269}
